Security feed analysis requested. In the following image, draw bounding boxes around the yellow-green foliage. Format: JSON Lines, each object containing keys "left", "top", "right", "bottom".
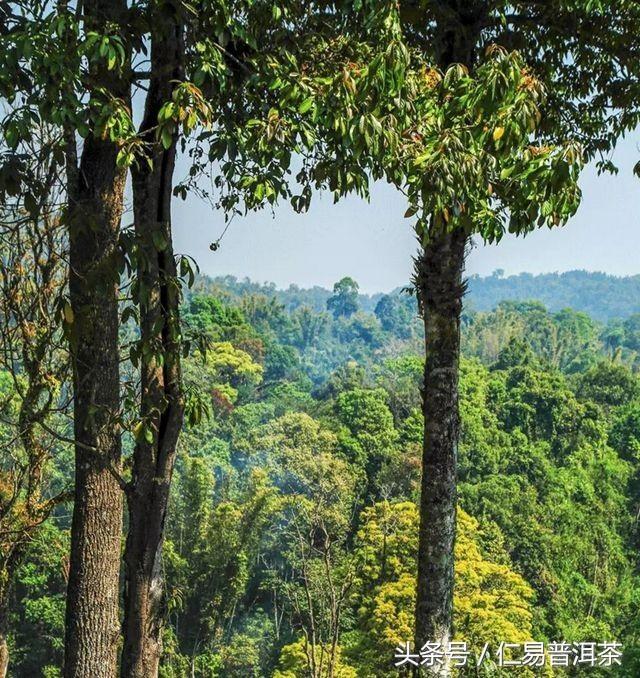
{"left": 203, "top": 341, "right": 263, "bottom": 401}
{"left": 183, "top": 341, "right": 263, "bottom": 411}
{"left": 273, "top": 638, "right": 358, "bottom": 678}
{"left": 348, "top": 501, "right": 534, "bottom": 675}
{"left": 455, "top": 510, "right": 534, "bottom": 645}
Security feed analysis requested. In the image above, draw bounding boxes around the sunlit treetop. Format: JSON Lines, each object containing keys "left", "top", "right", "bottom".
{"left": 215, "top": 42, "right": 583, "bottom": 244}
{"left": 395, "top": 47, "right": 584, "bottom": 243}
{"left": 398, "top": 0, "right": 640, "bottom": 168}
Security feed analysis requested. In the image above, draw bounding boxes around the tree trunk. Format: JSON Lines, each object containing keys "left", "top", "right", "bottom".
{"left": 0, "top": 640, "right": 7, "bottom": 678}
{"left": 413, "top": 227, "right": 467, "bottom": 669}
{"left": 0, "top": 593, "right": 8, "bottom": 678}
{"left": 410, "top": 5, "right": 482, "bottom": 671}
{"left": 121, "top": 6, "right": 185, "bottom": 676}
{"left": 63, "top": 2, "right": 130, "bottom": 676}
{"left": 64, "top": 139, "right": 127, "bottom": 678}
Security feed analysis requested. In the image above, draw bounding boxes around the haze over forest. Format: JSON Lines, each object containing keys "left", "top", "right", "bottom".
{"left": 200, "top": 269, "right": 640, "bottom": 323}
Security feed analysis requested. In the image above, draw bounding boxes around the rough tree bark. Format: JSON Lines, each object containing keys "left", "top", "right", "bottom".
{"left": 413, "top": 225, "right": 467, "bottom": 663}
{"left": 121, "top": 4, "right": 185, "bottom": 675}
{"left": 63, "top": 1, "right": 130, "bottom": 676}
{"left": 412, "top": 4, "right": 483, "bottom": 672}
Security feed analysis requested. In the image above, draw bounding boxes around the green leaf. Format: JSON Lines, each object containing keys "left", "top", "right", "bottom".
{"left": 99, "top": 36, "right": 109, "bottom": 58}
{"left": 161, "top": 127, "right": 173, "bottom": 150}
{"left": 152, "top": 230, "right": 168, "bottom": 251}
{"left": 298, "top": 97, "right": 314, "bottom": 114}
{"left": 500, "top": 165, "right": 516, "bottom": 180}
{"left": 133, "top": 421, "right": 144, "bottom": 443}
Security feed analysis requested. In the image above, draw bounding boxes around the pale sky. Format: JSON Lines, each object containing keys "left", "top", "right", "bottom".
{"left": 172, "top": 131, "right": 640, "bottom": 295}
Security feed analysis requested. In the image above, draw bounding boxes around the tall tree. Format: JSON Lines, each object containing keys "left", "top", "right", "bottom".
{"left": 327, "top": 277, "right": 360, "bottom": 319}
{"left": 391, "top": 1, "right": 640, "bottom": 668}
{"left": 61, "top": 3, "right": 131, "bottom": 674}
{"left": 120, "top": 3, "right": 187, "bottom": 673}
{"left": 2, "top": 1, "right": 134, "bottom": 673}
{"left": 118, "top": 0, "right": 430, "bottom": 671}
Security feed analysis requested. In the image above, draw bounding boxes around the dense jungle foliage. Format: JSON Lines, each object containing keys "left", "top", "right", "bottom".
{"left": 2, "top": 275, "right": 640, "bottom": 676}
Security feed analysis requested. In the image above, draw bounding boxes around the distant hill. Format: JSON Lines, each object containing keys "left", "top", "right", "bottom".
{"left": 194, "top": 270, "right": 640, "bottom": 323}
{"left": 190, "top": 274, "right": 386, "bottom": 313}
{"left": 466, "top": 270, "right": 640, "bottom": 321}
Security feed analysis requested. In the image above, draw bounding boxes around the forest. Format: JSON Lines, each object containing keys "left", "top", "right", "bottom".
{"left": 2, "top": 0, "right": 640, "bottom": 677}
{"left": 3, "top": 273, "right": 640, "bottom": 676}
{"left": 466, "top": 271, "right": 640, "bottom": 323}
